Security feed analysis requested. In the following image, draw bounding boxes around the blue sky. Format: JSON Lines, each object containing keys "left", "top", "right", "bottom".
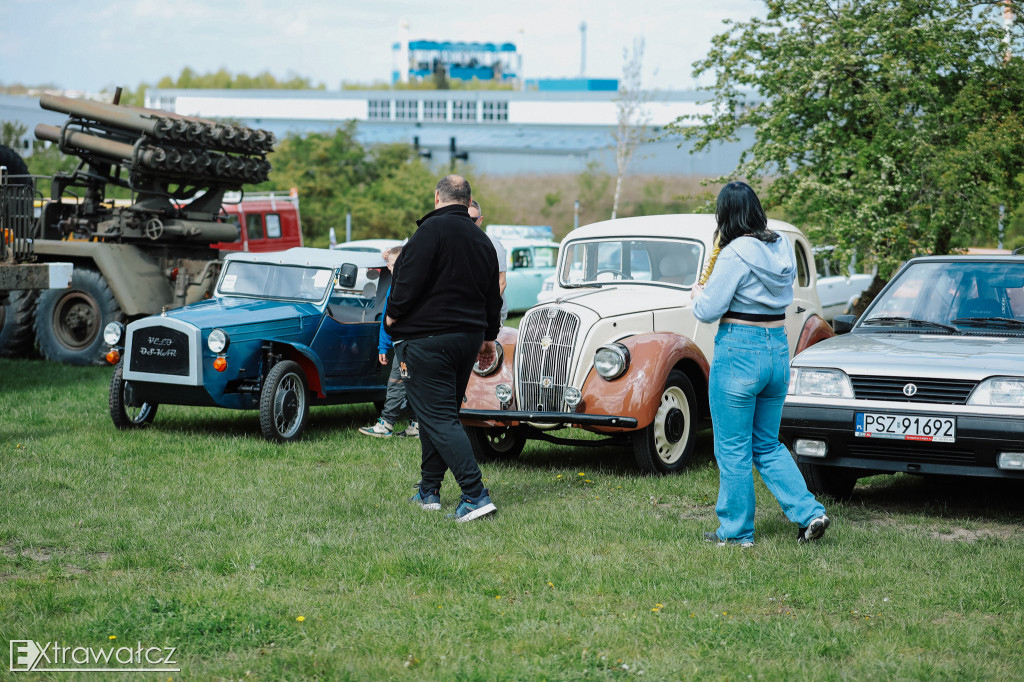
{"left": 0, "top": 0, "right": 766, "bottom": 92}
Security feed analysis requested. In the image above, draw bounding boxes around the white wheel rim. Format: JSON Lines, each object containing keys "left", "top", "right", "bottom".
{"left": 653, "top": 385, "right": 690, "bottom": 465}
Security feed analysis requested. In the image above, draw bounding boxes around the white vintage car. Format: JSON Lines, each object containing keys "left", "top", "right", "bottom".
{"left": 461, "top": 214, "right": 835, "bottom": 474}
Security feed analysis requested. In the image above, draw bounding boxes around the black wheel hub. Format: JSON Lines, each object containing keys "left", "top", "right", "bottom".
{"left": 665, "top": 408, "right": 684, "bottom": 443}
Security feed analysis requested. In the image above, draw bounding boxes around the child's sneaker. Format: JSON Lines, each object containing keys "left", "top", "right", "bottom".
{"left": 401, "top": 421, "right": 420, "bottom": 438}
{"left": 797, "top": 514, "right": 831, "bottom": 544}
{"left": 447, "top": 489, "right": 496, "bottom": 522}
{"left": 358, "top": 417, "right": 393, "bottom": 437}
{"left": 409, "top": 485, "right": 441, "bottom": 511}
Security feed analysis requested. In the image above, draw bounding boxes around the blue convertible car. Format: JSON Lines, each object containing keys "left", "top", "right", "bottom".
{"left": 104, "top": 247, "right": 390, "bottom": 441}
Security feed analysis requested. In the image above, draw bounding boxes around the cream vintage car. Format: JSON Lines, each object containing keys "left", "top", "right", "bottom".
{"left": 460, "top": 214, "right": 835, "bottom": 474}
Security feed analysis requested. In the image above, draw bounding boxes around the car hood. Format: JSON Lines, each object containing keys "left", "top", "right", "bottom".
{"left": 551, "top": 284, "right": 684, "bottom": 318}
{"left": 163, "top": 296, "right": 323, "bottom": 330}
{"left": 793, "top": 332, "right": 1024, "bottom": 379}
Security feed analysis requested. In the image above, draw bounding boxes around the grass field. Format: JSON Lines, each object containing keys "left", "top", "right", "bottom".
{"left": 2, "top": 357, "right": 1023, "bottom": 680}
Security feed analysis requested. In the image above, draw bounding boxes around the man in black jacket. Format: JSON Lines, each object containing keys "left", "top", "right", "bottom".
{"left": 385, "top": 174, "right": 502, "bottom": 522}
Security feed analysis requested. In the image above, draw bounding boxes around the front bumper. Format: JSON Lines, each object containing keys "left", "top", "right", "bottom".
{"left": 780, "top": 404, "right": 1024, "bottom": 479}
{"left": 459, "top": 409, "right": 637, "bottom": 429}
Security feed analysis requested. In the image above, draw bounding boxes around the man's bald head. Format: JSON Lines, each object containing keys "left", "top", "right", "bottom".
{"left": 435, "top": 174, "right": 472, "bottom": 207}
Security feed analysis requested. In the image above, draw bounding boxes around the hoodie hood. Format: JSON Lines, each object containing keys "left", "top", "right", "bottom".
{"left": 729, "top": 233, "right": 795, "bottom": 298}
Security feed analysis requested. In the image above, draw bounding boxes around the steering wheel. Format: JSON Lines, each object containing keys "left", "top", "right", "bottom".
{"left": 595, "top": 268, "right": 631, "bottom": 280}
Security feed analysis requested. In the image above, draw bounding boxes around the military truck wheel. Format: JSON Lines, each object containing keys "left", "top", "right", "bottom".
{"left": 109, "top": 360, "right": 158, "bottom": 429}
{"left": 0, "top": 290, "right": 39, "bottom": 357}
{"left": 466, "top": 425, "right": 526, "bottom": 462}
{"left": 632, "top": 370, "right": 697, "bottom": 475}
{"left": 260, "top": 360, "right": 309, "bottom": 443}
{"left": 34, "top": 268, "right": 122, "bottom": 366}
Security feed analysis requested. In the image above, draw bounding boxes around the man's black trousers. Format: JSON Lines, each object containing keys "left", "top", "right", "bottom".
{"left": 395, "top": 331, "right": 485, "bottom": 498}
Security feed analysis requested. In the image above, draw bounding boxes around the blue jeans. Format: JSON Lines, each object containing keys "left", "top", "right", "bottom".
{"left": 708, "top": 323, "right": 826, "bottom": 543}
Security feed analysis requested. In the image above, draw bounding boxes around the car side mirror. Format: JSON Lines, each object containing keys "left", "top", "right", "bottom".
{"left": 832, "top": 314, "right": 857, "bottom": 335}
{"left": 337, "top": 263, "right": 358, "bottom": 289}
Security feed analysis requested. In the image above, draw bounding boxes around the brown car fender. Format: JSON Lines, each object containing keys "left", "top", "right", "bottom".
{"left": 462, "top": 326, "right": 519, "bottom": 427}
{"left": 795, "top": 315, "right": 835, "bottom": 356}
{"left": 580, "top": 332, "right": 710, "bottom": 433}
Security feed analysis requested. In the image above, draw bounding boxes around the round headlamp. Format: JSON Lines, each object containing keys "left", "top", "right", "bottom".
{"left": 563, "top": 386, "right": 582, "bottom": 408}
{"left": 103, "top": 321, "right": 124, "bottom": 346}
{"left": 495, "top": 383, "right": 513, "bottom": 405}
{"left": 473, "top": 341, "right": 504, "bottom": 376}
{"left": 208, "top": 328, "right": 230, "bottom": 354}
{"left": 594, "top": 343, "right": 630, "bottom": 380}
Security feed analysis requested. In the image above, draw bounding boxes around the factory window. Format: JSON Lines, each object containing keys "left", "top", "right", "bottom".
{"left": 158, "top": 96, "right": 176, "bottom": 112}
{"left": 368, "top": 99, "right": 390, "bottom": 120}
{"left": 423, "top": 100, "right": 446, "bottom": 121}
{"left": 451, "top": 100, "right": 476, "bottom": 121}
{"left": 482, "top": 101, "right": 508, "bottom": 122}
{"left": 395, "top": 99, "right": 418, "bottom": 120}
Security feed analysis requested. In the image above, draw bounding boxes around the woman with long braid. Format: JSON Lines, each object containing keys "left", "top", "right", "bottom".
{"left": 690, "top": 182, "right": 830, "bottom": 547}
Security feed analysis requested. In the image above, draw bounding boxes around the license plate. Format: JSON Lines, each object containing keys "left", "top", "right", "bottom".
{"left": 855, "top": 412, "right": 956, "bottom": 443}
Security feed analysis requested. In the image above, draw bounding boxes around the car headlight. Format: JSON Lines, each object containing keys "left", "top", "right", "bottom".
{"left": 967, "top": 377, "right": 1024, "bottom": 407}
{"left": 208, "top": 328, "right": 230, "bottom": 354}
{"left": 103, "top": 321, "right": 124, "bottom": 346}
{"left": 473, "top": 341, "right": 504, "bottom": 376}
{"left": 594, "top": 343, "right": 630, "bottom": 380}
{"left": 789, "top": 367, "right": 854, "bottom": 398}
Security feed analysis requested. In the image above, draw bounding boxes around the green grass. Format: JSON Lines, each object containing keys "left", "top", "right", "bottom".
{"left": 2, "top": 357, "right": 1023, "bottom": 680}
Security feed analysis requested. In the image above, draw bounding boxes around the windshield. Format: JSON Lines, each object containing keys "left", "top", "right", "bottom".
{"left": 559, "top": 238, "right": 703, "bottom": 287}
{"left": 861, "top": 261, "right": 1024, "bottom": 332}
{"left": 217, "top": 261, "right": 334, "bottom": 302}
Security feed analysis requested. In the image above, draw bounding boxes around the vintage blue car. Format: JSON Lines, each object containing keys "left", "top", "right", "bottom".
{"left": 103, "top": 247, "right": 390, "bottom": 442}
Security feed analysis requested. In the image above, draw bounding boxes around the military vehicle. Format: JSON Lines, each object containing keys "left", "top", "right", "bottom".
{"left": 0, "top": 92, "right": 281, "bottom": 365}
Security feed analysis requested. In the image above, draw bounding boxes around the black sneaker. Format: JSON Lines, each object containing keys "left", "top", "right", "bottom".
{"left": 797, "top": 514, "right": 830, "bottom": 544}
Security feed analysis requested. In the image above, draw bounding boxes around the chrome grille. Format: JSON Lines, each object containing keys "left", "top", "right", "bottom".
{"left": 850, "top": 376, "right": 977, "bottom": 404}
{"left": 517, "top": 307, "right": 580, "bottom": 411}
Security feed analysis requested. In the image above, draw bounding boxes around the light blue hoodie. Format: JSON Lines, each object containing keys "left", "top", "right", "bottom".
{"left": 693, "top": 232, "right": 795, "bottom": 323}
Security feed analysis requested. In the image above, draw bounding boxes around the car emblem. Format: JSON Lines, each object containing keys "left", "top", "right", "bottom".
{"left": 546, "top": 308, "right": 558, "bottom": 319}
{"left": 541, "top": 335, "right": 552, "bottom": 350}
{"left": 541, "top": 376, "right": 554, "bottom": 388}
{"left": 903, "top": 383, "right": 918, "bottom": 397}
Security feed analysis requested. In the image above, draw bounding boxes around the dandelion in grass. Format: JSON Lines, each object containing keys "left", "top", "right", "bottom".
{"left": 556, "top": 474, "right": 563, "bottom": 479}
{"left": 296, "top": 616, "right": 305, "bottom": 622}
{"left": 578, "top": 472, "right": 585, "bottom": 476}
{"left": 547, "top": 581, "right": 554, "bottom": 588}
{"left": 108, "top": 635, "right": 116, "bottom": 640}
{"left": 495, "top": 595, "right": 502, "bottom": 600}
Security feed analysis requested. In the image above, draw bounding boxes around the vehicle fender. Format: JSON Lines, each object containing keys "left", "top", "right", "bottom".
{"left": 580, "top": 332, "right": 710, "bottom": 433}
{"left": 795, "top": 314, "right": 835, "bottom": 355}
{"left": 462, "top": 326, "right": 519, "bottom": 427}
{"left": 273, "top": 341, "right": 326, "bottom": 398}
{"left": 33, "top": 239, "right": 172, "bottom": 316}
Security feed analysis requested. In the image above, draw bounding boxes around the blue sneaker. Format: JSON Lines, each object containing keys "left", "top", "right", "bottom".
{"left": 409, "top": 485, "right": 441, "bottom": 511}
{"left": 447, "top": 489, "right": 497, "bottom": 522}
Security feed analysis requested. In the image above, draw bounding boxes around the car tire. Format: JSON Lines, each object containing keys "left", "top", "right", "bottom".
{"left": 466, "top": 425, "right": 526, "bottom": 462}
{"left": 0, "top": 289, "right": 39, "bottom": 358}
{"left": 35, "top": 268, "right": 122, "bottom": 366}
{"left": 798, "top": 461, "right": 856, "bottom": 499}
{"left": 260, "top": 360, "right": 309, "bottom": 443}
{"left": 632, "top": 369, "right": 697, "bottom": 475}
{"left": 109, "top": 360, "right": 158, "bottom": 429}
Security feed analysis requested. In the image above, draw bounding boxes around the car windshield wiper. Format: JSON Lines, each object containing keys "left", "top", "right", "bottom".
{"left": 951, "top": 316, "right": 1024, "bottom": 329}
{"left": 562, "top": 282, "right": 602, "bottom": 289}
{"left": 860, "top": 316, "right": 959, "bottom": 333}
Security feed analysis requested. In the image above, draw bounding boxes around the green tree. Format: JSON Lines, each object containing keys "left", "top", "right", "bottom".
{"left": 668, "top": 0, "right": 1024, "bottom": 282}
{"left": 258, "top": 123, "right": 435, "bottom": 245}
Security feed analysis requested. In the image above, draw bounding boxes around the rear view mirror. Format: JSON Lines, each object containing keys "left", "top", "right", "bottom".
{"left": 337, "top": 263, "right": 358, "bottom": 289}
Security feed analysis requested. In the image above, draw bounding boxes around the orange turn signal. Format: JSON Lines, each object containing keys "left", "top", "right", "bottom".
{"left": 213, "top": 356, "right": 228, "bottom": 372}
{"left": 105, "top": 349, "right": 120, "bottom": 365}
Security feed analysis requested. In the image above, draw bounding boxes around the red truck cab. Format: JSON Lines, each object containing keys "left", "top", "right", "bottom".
{"left": 216, "top": 191, "right": 303, "bottom": 252}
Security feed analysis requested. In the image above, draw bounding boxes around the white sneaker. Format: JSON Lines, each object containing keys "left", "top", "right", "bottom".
{"left": 401, "top": 421, "right": 420, "bottom": 438}
{"left": 358, "top": 418, "right": 394, "bottom": 437}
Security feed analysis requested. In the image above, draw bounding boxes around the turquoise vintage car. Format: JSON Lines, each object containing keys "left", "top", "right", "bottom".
{"left": 103, "top": 248, "right": 389, "bottom": 442}
{"left": 501, "top": 238, "right": 560, "bottom": 313}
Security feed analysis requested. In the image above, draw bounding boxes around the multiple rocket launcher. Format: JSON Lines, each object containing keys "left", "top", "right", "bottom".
{"left": 34, "top": 94, "right": 274, "bottom": 186}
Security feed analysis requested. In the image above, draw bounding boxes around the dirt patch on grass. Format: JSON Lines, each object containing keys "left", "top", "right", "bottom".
{"left": 929, "top": 527, "right": 1015, "bottom": 542}
{"left": 1, "top": 543, "right": 52, "bottom": 561}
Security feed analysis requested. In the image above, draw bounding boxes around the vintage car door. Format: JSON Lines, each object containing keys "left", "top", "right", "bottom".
{"left": 785, "top": 233, "right": 823, "bottom": 354}
{"left": 309, "top": 291, "right": 387, "bottom": 389}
